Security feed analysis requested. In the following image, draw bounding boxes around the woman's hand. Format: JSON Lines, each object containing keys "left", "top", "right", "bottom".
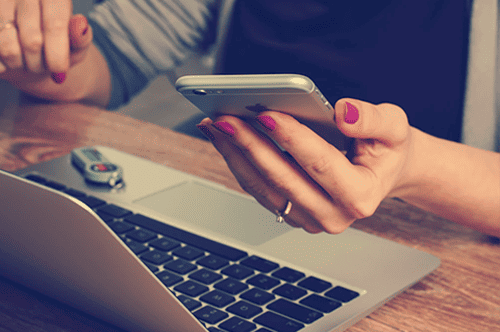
{"left": 197, "top": 99, "right": 414, "bottom": 234}
{"left": 0, "top": 1, "right": 92, "bottom": 86}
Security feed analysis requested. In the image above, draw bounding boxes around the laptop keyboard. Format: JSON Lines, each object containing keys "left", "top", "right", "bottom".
{"left": 24, "top": 174, "right": 361, "bottom": 332}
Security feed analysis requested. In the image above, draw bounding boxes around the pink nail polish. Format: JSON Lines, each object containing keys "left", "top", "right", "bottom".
{"left": 196, "top": 124, "right": 215, "bottom": 140}
{"left": 345, "top": 102, "right": 359, "bottom": 124}
{"left": 212, "top": 122, "right": 235, "bottom": 136}
{"left": 256, "top": 115, "right": 276, "bottom": 131}
{"left": 51, "top": 73, "right": 66, "bottom": 84}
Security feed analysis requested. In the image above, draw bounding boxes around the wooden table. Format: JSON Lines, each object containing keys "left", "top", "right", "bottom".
{"left": 0, "top": 96, "right": 499, "bottom": 332}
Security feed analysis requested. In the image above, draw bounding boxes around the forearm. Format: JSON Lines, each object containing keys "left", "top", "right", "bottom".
{"left": 7, "top": 44, "right": 111, "bottom": 108}
{"left": 394, "top": 128, "right": 500, "bottom": 236}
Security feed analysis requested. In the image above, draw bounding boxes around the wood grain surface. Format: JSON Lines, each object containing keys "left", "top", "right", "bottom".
{"left": 0, "top": 98, "right": 499, "bottom": 332}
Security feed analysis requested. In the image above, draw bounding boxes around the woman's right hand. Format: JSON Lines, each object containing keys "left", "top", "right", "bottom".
{"left": 198, "top": 99, "right": 415, "bottom": 234}
{"left": 0, "top": 1, "right": 92, "bottom": 86}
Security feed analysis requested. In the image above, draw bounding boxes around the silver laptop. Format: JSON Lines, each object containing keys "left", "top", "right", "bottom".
{"left": 0, "top": 145, "right": 440, "bottom": 332}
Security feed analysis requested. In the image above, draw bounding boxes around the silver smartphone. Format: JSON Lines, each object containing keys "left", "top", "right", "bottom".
{"left": 175, "top": 74, "right": 348, "bottom": 150}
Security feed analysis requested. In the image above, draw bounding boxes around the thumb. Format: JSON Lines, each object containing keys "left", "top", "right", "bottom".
{"left": 334, "top": 98, "right": 410, "bottom": 146}
{"left": 69, "top": 14, "right": 93, "bottom": 52}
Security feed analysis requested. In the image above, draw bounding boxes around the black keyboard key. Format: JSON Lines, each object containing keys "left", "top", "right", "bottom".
{"left": 200, "top": 290, "right": 235, "bottom": 308}
{"left": 122, "top": 238, "right": 148, "bottom": 255}
{"left": 126, "top": 228, "right": 158, "bottom": 243}
{"left": 25, "top": 174, "right": 47, "bottom": 184}
{"left": 246, "top": 274, "right": 280, "bottom": 290}
{"left": 140, "top": 249, "right": 173, "bottom": 265}
{"left": 272, "top": 267, "right": 305, "bottom": 283}
{"left": 79, "top": 195, "right": 106, "bottom": 208}
{"left": 96, "top": 211, "right": 116, "bottom": 223}
{"left": 240, "top": 255, "right": 279, "bottom": 273}
{"left": 221, "top": 264, "right": 254, "bottom": 280}
{"left": 124, "top": 214, "right": 247, "bottom": 261}
{"left": 64, "top": 188, "right": 86, "bottom": 198}
{"left": 45, "top": 180, "right": 66, "bottom": 191}
{"left": 255, "top": 328, "right": 273, "bottom": 332}
{"left": 297, "top": 276, "right": 332, "bottom": 293}
{"left": 108, "top": 221, "right": 135, "bottom": 234}
{"left": 177, "top": 294, "right": 202, "bottom": 311}
{"left": 173, "top": 246, "right": 204, "bottom": 260}
{"left": 189, "top": 269, "right": 223, "bottom": 285}
{"left": 267, "top": 299, "right": 323, "bottom": 324}
{"left": 149, "top": 237, "right": 181, "bottom": 252}
{"left": 194, "top": 306, "right": 228, "bottom": 324}
{"left": 156, "top": 270, "right": 183, "bottom": 287}
{"left": 197, "top": 255, "right": 229, "bottom": 270}
{"left": 219, "top": 316, "right": 256, "bottom": 332}
{"left": 273, "top": 284, "right": 307, "bottom": 300}
{"left": 240, "top": 288, "right": 275, "bottom": 305}
{"left": 325, "top": 286, "right": 359, "bottom": 303}
{"left": 299, "top": 294, "right": 342, "bottom": 313}
{"left": 214, "top": 278, "right": 248, "bottom": 295}
{"left": 174, "top": 280, "right": 209, "bottom": 297}
{"left": 254, "top": 312, "right": 304, "bottom": 332}
{"left": 97, "top": 204, "right": 132, "bottom": 218}
{"left": 164, "top": 259, "right": 197, "bottom": 274}
{"left": 227, "top": 301, "right": 262, "bottom": 319}
{"left": 208, "top": 328, "right": 224, "bottom": 332}
{"left": 142, "top": 261, "right": 159, "bottom": 273}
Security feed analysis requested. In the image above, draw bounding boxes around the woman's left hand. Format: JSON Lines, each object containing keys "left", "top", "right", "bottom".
{"left": 197, "top": 98, "right": 414, "bottom": 234}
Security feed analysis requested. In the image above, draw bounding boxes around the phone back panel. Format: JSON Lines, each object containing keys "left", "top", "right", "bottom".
{"left": 176, "top": 74, "right": 349, "bottom": 150}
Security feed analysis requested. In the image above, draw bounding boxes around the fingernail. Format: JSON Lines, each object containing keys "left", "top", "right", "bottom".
{"left": 51, "top": 73, "right": 66, "bottom": 84}
{"left": 212, "top": 122, "right": 235, "bottom": 136}
{"left": 256, "top": 115, "right": 276, "bottom": 131}
{"left": 196, "top": 124, "right": 215, "bottom": 140}
{"left": 345, "top": 102, "right": 359, "bottom": 124}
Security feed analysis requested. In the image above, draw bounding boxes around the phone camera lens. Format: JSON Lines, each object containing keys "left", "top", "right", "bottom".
{"left": 193, "top": 89, "right": 207, "bottom": 95}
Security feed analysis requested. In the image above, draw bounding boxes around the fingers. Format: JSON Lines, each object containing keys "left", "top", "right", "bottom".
{"left": 334, "top": 99, "right": 410, "bottom": 146}
{"left": 333, "top": 99, "right": 412, "bottom": 197}
{"left": 259, "top": 99, "right": 411, "bottom": 219}
{"left": 0, "top": 0, "right": 72, "bottom": 75}
{"left": 250, "top": 110, "right": 377, "bottom": 221}
{"left": 0, "top": 25, "right": 22, "bottom": 72}
{"left": 41, "top": 0, "right": 72, "bottom": 73}
{"left": 69, "top": 14, "right": 91, "bottom": 50}
{"left": 68, "top": 14, "right": 92, "bottom": 65}
{"left": 198, "top": 99, "right": 412, "bottom": 235}
{"left": 0, "top": 1, "right": 20, "bottom": 73}
{"left": 17, "top": 0, "right": 44, "bottom": 73}
{"left": 197, "top": 117, "right": 349, "bottom": 234}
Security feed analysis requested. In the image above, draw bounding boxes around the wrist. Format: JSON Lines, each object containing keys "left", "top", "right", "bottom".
{"left": 387, "top": 126, "right": 500, "bottom": 235}
{"left": 387, "top": 126, "right": 430, "bottom": 201}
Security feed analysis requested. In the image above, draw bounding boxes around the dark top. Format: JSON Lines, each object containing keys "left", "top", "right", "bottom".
{"left": 220, "top": 0, "right": 472, "bottom": 142}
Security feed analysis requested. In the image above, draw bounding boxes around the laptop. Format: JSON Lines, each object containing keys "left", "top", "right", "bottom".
{"left": 0, "top": 145, "right": 440, "bottom": 332}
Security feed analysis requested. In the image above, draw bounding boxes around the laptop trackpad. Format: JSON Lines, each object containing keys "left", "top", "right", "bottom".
{"left": 134, "top": 181, "right": 291, "bottom": 246}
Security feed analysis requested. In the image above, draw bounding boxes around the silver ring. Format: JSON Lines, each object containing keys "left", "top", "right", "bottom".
{"left": 0, "top": 20, "right": 15, "bottom": 33}
{"left": 275, "top": 200, "right": 292, "bottom": 223}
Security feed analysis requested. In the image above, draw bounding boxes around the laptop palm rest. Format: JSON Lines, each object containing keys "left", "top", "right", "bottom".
{"left": 134, "top": 181, "right": 291, "bottom": 246}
